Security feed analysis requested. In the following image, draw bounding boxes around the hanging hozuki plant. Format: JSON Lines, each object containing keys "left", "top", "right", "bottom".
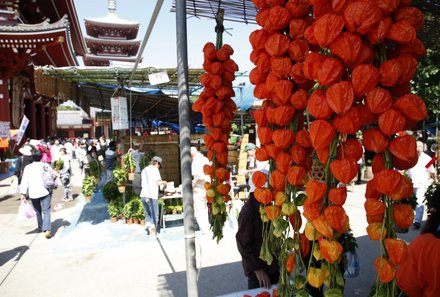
{"left": 248, "top": 0, "right": 427, "bottom": 296}
{"left": 192, "top": 10, "right": 239, "bottom": 242}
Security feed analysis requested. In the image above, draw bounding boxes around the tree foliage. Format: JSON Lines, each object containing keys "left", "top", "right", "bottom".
{"left": 412, "top": 0, "right": 440, "bottom": 121}
{"left": 411, "top": 49, "right": 440, "bottom": 120}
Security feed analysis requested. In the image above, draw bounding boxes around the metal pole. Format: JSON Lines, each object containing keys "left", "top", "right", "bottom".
{"left": 176, "top": 1, "right": 198, "bottom": 297}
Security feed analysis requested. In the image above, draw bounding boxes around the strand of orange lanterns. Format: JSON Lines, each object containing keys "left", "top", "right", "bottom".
{"left": 247, "top": 0, "right": 428, "bottom": 296}
{"left": 191, "top": 11, "right": 239, "bottom": 242}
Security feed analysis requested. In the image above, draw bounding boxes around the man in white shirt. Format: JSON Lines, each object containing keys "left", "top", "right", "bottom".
{"left": 140, "top": 156, "right": 167, "bottom": 236}
{"left": 191, "top": 147, "right": 211, "bottom": 234}
{"left": 407, "top": 141, "right": 436, "bottom": 229}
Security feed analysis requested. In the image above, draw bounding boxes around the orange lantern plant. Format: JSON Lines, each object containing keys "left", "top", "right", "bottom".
{"left": 374, "top": 169, "right": 403, "bottom": 196}
{"left": 378, "top": 109, "right": 406, "bottom": 136}
{"left": 307, "top": 89, "right": 334, "bottom": 120}
{"left": 389, "top": 134, "right": 417, "bottom": 162}
{"left": 330, "top": 158, "right": 358, "bottom": 184}
{"left": 328, "top": 187, "right": 347, "bottom": 206}
{"left": 313, "top": 13, "right": 345, "bottom": 48}
{"left": 319, "top": 238, "right": 343, "bottom": 263}
{"left": 343, "top": 1, "right": 383, "bottom": 35}
{"left": 393, "top": 204, "right": 415, "bottom": 229}
{"left": 312, "top": 215, "right": 334, "bottom": 239}
{"left": 351, "top": 64, "right": 380, "bottom": 98}
{"left": 254, "top": 187, "right": 273, "bottom": 205}
{"left": 336, "top": 138, "right": 363, "bottom": 161}
{"left": 385, "top": 238, "right": 408, "bottom": 266}
{"left": 309, "top": 120, "right": 337, "bottom": 150}
{"left": 363, "top": 128, "right": 389, "bottom": 153}
{"left": 305, "top": 179, "right": 328, "bottom": 203}
{"left": 367, "top": 222, "right": 387, "bottom": 241}
{"left": 365, "top": 88, "right": 393, "bottom": 114}
{"left": 374, "top": 256, "right": 396, "bottom": 283}
{"left": 324, "top": 205, "right": 348, "bottom": 233}
{"left": 287, "top": 166, "right": 307, "bottom": 187}
{"left": 325, "top": 81, "right": 354, "bottom": 115}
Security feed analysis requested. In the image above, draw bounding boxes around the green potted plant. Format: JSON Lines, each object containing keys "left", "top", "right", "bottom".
{"left": 54, "top": 158, "right": 64, "bottom": 172}
{"left": 113, "top": 168, "right": 127, "bottom": 193}
{"left": 108, "top": 199, "right": 123, "bottom": 223}
{"left": 102, "top": 181, "right": 121, "bottom": 202}
{"left": 122, "top": 200, "right": 134, "bottom": 224}
{"left": 130, "top": 198, "right": 142, "bottom": 224}
{"left": 137, "top": 205, "right": 146, "bottom": 225}
{"left": 88, "top": 159, "right": 102, "bottom": 182}
{"left": 123, "top": 151, "right": 136, "bottom": 180}
{"left": 82, "top": 175, "right": 97, "bottom": 202}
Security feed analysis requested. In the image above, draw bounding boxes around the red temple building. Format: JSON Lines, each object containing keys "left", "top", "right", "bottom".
{"left": 83, "top": 0, "right": 141, "bottom": 66}
{"left": 0, "top": 0, "right": 86, "bottom": 144}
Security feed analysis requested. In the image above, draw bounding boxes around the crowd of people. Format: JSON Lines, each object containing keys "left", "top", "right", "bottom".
{"left": 14, "top": 136, "right": 117, "bottom": 239}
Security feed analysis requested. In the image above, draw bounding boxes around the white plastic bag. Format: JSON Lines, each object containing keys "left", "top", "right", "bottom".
{"left": 17, "top": 200, "right": 36, "bottom": 221}
{"left": 9, "top": 176, "right": 18, "bottom": 194}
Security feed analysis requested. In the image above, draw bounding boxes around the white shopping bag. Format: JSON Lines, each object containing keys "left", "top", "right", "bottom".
{"left": 17, "top": 200, "right": 36, "bottom": 221}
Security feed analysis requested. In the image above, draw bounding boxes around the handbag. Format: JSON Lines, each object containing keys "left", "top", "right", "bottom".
{"left": 42, "top": 163, "right": 58, "bottom": 191}
{"left": 17, "top": 199, "right": 36, "bottom": 220}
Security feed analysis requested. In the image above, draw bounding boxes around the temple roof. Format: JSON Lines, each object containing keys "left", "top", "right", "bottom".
{"left": 85, "top": 36, "right": 140, "bottom": 45}
{"left": 84, "top": 13, "right": 140, "bottom": 28}
{"left": 0, "top": 15, "right": 78, "bottom": 67}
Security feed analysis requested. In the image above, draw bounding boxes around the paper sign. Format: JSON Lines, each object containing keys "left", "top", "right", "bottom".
{"left": 111, "top": 96, "right": 129, "bottom": 130}
{"left": 148, "top": 71, "right": 170, "bottom": 86}
{"left": 15, "top": 115, "right": 29, "bottom": 144}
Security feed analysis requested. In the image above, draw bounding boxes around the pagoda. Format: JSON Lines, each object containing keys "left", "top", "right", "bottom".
{"left": 83, "top": 0, "right": 141, "bottom": 66}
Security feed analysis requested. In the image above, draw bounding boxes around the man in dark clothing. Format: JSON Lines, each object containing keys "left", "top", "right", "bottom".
{"left": 236, "top": 192, "right": 279, "bottom": 289}
{"left": 104, "top": 141, "right": 117, "bottom": 184}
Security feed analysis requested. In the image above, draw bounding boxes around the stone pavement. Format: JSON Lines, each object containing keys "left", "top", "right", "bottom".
{"left": 0, "top": 161, "right": 422, "bottom": 297}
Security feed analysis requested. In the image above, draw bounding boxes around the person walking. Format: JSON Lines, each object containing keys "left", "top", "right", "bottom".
{"left": 59, "top": 147, "right": 73, "bottom": 202}
{"left": 19, "top": 149, "right": 57, "bottom": 239}
{"left": 140, "top": 156, "right": 167, "bottom": 236}
{"left": 129, "top": 143, "right": 143, "bottom": 195}
{"left": 14, "top": 144, "right": 34, "bottom": 185}
{"left": 407, "top": 141, "right": 436, "bottom": 229}
{"left": 190, "top": 146, "right": 211, "bottom": 234}
{"left": 396, "top": 186, "right": 440, "bottom": 296}
{"left": 104, "top": 141, "right": 118, "bottom": 184}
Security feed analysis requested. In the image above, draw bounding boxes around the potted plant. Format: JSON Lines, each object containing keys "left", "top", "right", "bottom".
{"left": 88, "top": 159, "right": 102, "bottom": 182}
{"left": 54, "top": 158, "right": 64, "bottom": 172}
{"left": 113, "top": 168, "right": 127, "bottom": 193}
{"left": 123, "top": 151, "right": 136, "bottom": 180}
{"left": 130, "top": 198, "right": 142, "bottom": 224}
{"left": 82, "top": 175, "right": 97, "bottom": 202}
{"left": 102, "top": 181, "right": 121, "bottom": 202}
{"left": 137, "top": 205, "right": 146, "bottom": 225}
{"left": 122, "top": 200, "right": 134, "bottom": 224}
{"left": 108, "top": 199, "right": 123, "bottom": 223}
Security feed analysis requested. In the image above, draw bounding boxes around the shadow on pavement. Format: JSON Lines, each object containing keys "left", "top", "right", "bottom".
{"left": 76, "top": 191, "right": 109, "bottom": 225}
{"left": 158, "top": 261, "right": 247, "bottom": 297}
{"left": 0, "top": 245, "right": 29, "bottom": 266}
{"left": 52, "top": 218, "right": 71, "bottom": 234}
{"left": 0, "top": 194, "right": 16, "bottom": 203}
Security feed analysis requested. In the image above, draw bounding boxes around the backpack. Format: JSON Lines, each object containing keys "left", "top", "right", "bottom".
{"left": 42, "top": 163, "right": 58, "bottom": 191}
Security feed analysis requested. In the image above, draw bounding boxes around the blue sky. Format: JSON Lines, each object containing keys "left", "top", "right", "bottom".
{"left": 73, "top": 0, "right": 258, "bottom": 72}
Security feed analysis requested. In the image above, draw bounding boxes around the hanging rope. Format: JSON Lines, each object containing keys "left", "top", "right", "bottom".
{"left": 215, "top": 8, "right": 225, "bottom": 50}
